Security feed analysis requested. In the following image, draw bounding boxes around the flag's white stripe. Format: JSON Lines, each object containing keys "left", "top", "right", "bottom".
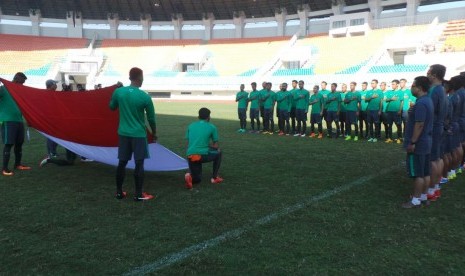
{"left": 41, "top": 132, "right": 188, "bottom": 171}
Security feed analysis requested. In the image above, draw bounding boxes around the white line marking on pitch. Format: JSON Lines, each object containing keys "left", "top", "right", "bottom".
{"left": 124, "top": 165, "right": 398, "bottom": 275}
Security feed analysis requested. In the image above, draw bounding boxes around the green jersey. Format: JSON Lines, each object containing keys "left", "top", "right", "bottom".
{"left": 359, "top": 90, "right": 369, "bottom": 111}
{"left": 381, "top": 90, "right": 388, "bottom": 112}
{"left": 320, "top": 89, "right": 330, "bottom": 109}
{"left": 0, "top": 86, "right": 23, "bottom": 122}
{"left": 290, "top": 88, "right": 298, "bottom": 108}
{"left": 109, "top": 85, "right": 156, "bottom": 138}
{"left": 258, "top": 89, "right": 266, "bottom": 107}
{"left": 366, "top": 89, "right": 383, "bottom": 111}
{"left": 261, "top": 90, "right": 276, "bottom": 109}
{"left": 185, "top": 120, "right": 218, "bottom": 156}
{"left": 326, "top": 91, "right": 341, "bottom": 112}
{"left": 402, "top": 88, "right": 414, "bottom": 110}
{"left": 294, "top": 89, "right": 310, "bottom": 112}
{"left": 344, "top": 91, "right": 360, "bottom": 112}
{"left": 276, "top": 91, "right": 292, "bottom": 112}
{"left": 309, "top": 93, "right": 324, "bottom": 114}
{"left": 385, "top": 90, "right": 403, "bottom": 112}
{"left": 339, "top": 92, "right": 347, "bottom": 112}
{"left": 248, "top": 90, "right": 260, "bottom": 109}
{"left": 236, "top": 91, "right": 249, "bottom": 109}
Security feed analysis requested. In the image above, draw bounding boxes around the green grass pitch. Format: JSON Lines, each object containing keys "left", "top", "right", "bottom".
{"left": 1, "top": 101, "right": 465, "bottom": 274}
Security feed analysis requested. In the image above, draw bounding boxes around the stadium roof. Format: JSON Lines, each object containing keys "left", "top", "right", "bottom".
{"left": 0, "top": 0, "right": 461, "bottom": 22}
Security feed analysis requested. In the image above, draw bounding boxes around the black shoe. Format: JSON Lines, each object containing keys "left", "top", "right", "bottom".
{"left": 115, "top": 191, "right": 127, "bottom": 199}
{"left": 133, "top": 192, "right": 155, "bottom": 201}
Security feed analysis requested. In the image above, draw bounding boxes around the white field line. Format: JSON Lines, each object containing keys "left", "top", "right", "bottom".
{"left": 124, "top": 165, "right": 398, "bottom": 275}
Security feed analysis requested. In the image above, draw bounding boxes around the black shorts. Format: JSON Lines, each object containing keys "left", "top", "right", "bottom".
{"left": 380, "top": 112, "right": 388, "bottom": 124}
{"left": 346, "top": 111, "right": 358, "bottom": 124}
{"left": 359, "top": 110, "right": 367, "bottom": 122}
{"left": 278, "top": 109, "right": 290, "bottom": 120}
{"left": 260, "top": 106, "right": 265, "bottom": 118}
{"left": 1, "top": 121, "right": 25, "bottom": 145}
{"left": 339, "top": 111, "right": 346, "bottom": 124}
{"left": 310, "top": 113, "right": 322, "bottom": 124}
{"left": 118, "top": 135, "right": 149, "bottom": 161}
{"left": 326, "top": 111, "right": 339, "bottom": 122}
{"left": 295, "top": 109, "right": 307, "bottom": 121}
{"left": 250, "top": 108, "right": 259, "bottom": 119}
{"left": 406, "top": 153, "right": 431, "bottom": 178}
{"left": 386, "top": 111, "right": 401, "bottom": 125}
{"left": 238, "top": 108, "right": 246, "bottom": 120}
{"left": 367, "top": 110, "right": 380, "bottom": 124}
{"left": 264, "top": 108, "right": 272, "bottom": 120}
{"left": 290, "top": 107, "right": 296, "bottom": 118}
{"left": 431, "top": 126, "right": 443, "bottom": 161}
{"left": 322, "top": 109, "right": 328, "bottom": 121}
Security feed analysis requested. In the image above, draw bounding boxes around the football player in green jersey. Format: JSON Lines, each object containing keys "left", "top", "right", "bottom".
{"left": 235, "top": 84, "right": 249, "bottom": 133}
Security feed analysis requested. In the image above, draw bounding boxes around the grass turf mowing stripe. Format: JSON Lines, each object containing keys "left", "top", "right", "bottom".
{"left": 124, "top": 165, "right": 399, "bottom": 275}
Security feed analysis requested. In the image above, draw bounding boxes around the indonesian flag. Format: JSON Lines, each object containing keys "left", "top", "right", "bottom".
{"left": 0, "top": 78, "right": 187, "bottom": 171}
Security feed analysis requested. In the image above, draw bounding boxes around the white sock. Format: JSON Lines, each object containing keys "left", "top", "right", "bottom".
{"left": 435, "top": 184, "right": 440, "bottom": 190}
{"left": 428, "top": 188, "right": 435, "bottom": 195}
{"left": 411, "top": 197, "right": 421, "bottom": 205}
{"left": 420, "top": 193, "right": 428, "bottom": 201}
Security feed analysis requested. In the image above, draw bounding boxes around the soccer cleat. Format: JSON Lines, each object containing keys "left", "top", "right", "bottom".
{"left": 293, "top": 133, "right": 300, "bottom": 137}
{"left": 115, "top": 191, "right": 127, "bottom": 199}
{"left": 211, "top": 176, "right": 224, "bottom": 184}
{"left": 317, "top": 133, "right": 323, "bottom": 139}
{"left": 440, "top": 177, "right": 448, "bottom": 184}
{"left": 134, "top": 192, "right": 155, "bottom": 201}
{"left": 372, "top": 138, "right": 378, "bottom": 142}
{"left": 278, "top": 131, "right": 285, "bottom": 136}
{"left": 427, "top": 193, "right": 438, "bottom": 201}
{"left": 457, "top": 168, "right": 463, "bottom": 174}
{"left": 80, "top": 158, "right": 94, "bottom": 162}
{"left": 39, "top": 157, "right": 50, "bottom": 167}
{"left": 15, "top": 165, "right": 31, "bottom": 170}
{"left": 396, "top": 139, "right": 402, "bottom": 144}
{"left": 447, "top": 172, "right": 455, "bottom": 180}
{"left": 300, "top": 134, "right": 306, "bottom": 137}
{"left": 345, "top": 136, "right": 352, "bottom": 141}
{"left": 2, "top": 169, "right": 14, "bottom": 176}
{"left": 309, "top": 132, "right": 315, "bottom": 138}
{"left": 401, "top": 201, "right": 421, "bottom": 209}
{"left": 354, "top": 136, "right": 359, "bottom": 141}
{"left": 434, "top": 189, "right": 441, "bottom": 198}
{"left": 367, "top": 138, "right": 374, "bottom": 142}
{"left": 421, "top": 200, "right": 431, "bottom": 207}
{"left": 385, "top": 138, "right": 393, "bottom": 143}
{"left": 237, "top": 129, "right": 243, "bottom": 133}
{"left": 185, "top": 173, "right": 193, "bottom": 189}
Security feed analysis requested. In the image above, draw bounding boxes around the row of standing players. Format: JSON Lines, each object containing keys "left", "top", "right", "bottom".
{"left": 236, "top": 65, "right": 465, "bottom": 209}
{"left": 235, "top": 79, "right": 414, "bottom": 143}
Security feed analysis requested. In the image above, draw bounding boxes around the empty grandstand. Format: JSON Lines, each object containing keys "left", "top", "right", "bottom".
{"left": 0, "top": 0, "right": 464, "bottom": 98}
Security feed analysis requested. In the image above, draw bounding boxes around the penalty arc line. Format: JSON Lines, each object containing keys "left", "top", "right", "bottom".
{"left": 124, "top": 165, "right": 399, "bottom": 275}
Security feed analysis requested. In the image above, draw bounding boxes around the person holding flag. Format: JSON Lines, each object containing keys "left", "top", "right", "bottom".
{"left": 0, "top": 72, "right": 32, "bottom": 176}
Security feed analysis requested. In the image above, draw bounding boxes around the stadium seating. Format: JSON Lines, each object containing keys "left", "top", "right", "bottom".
{"left": 0, "top": 34, "right": 86, "bottom": 75}
{"left": 335, "top": 60, "right": 369, "bottom": 74}
{"left": 367, "top": 64, "right": 429, "bottom": 74}
{"left": 442, "top": 36, "right": 465, "bottom": 52}
{"left": 296, "top": 28, "right": 396, "bottom": 75}
{"left": 273, "top": 67, "right": 315, "bottom": 76}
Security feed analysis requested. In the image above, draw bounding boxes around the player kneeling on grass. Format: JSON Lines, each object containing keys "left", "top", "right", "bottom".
{"left": 184, "top": 108, "right": 223, "bottom": 189}
{"left": 402, "top": 76, "right": 433, "bottom": 208}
